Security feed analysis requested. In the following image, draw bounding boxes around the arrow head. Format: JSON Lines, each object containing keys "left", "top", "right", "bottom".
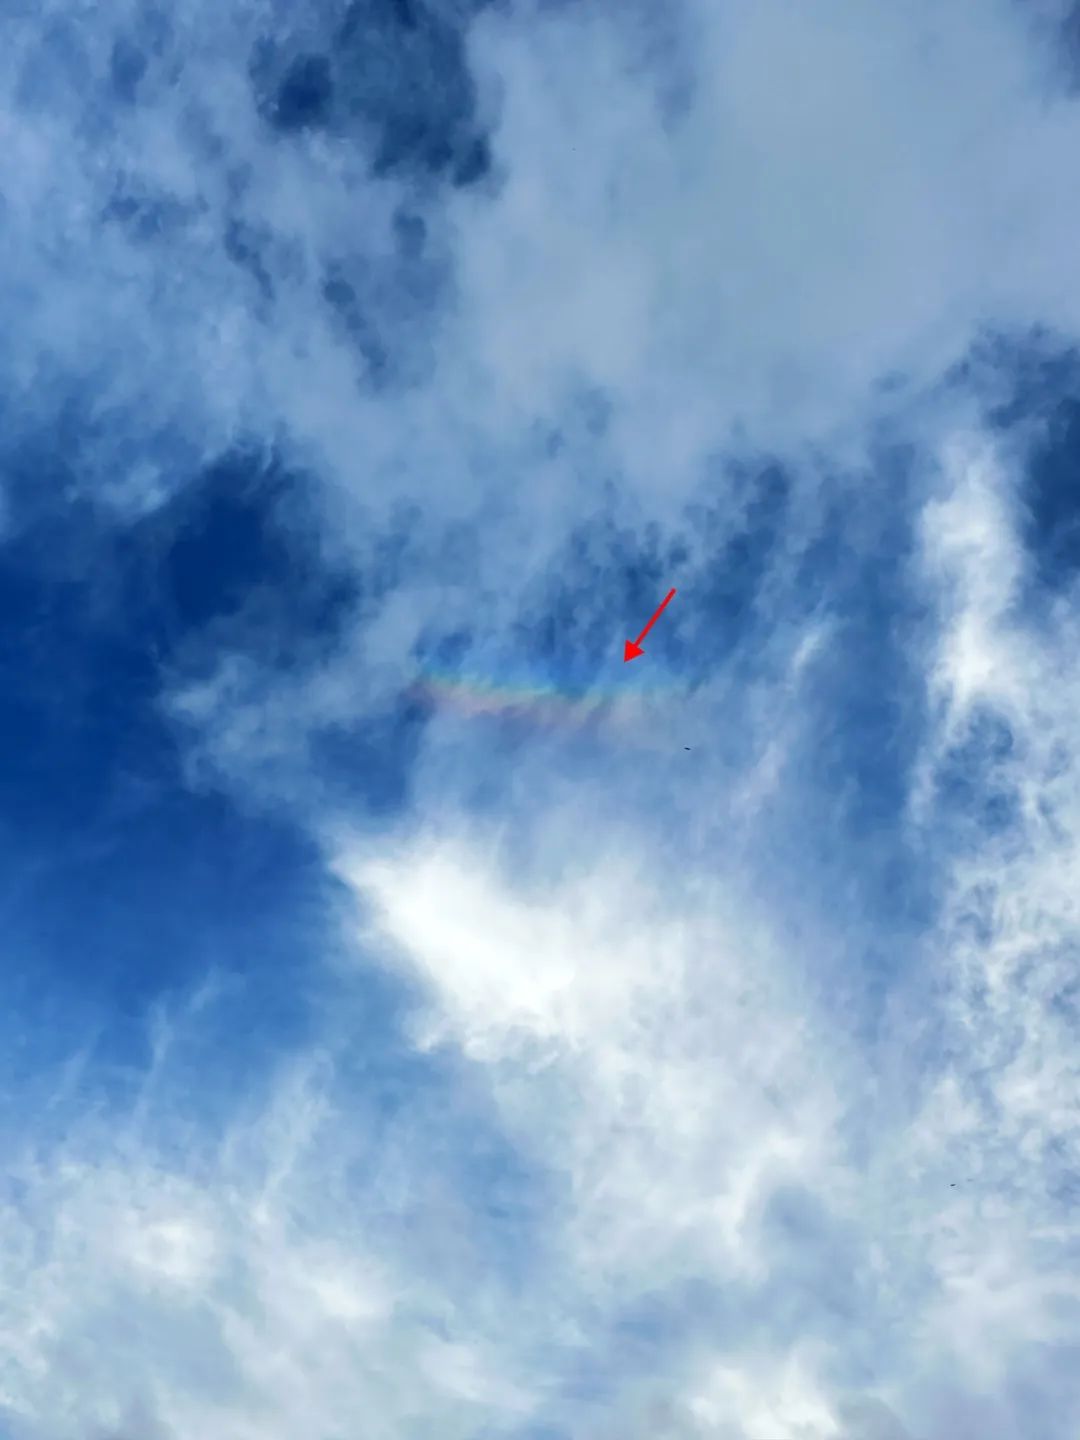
{"left": 623, "top": 639, "right": 644, "bottom": 663}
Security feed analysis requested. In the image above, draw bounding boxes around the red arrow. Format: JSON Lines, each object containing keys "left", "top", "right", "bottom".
{"left": 624, "top": 587, "right": 677, "bottom": 662}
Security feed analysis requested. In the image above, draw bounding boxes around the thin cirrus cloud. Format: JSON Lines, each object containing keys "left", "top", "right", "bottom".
{"left": 1, "top": 0, "right": 1080, "bottom": 1437}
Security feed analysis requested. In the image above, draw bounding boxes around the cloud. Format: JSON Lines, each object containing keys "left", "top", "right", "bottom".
{"left": 109, "top": 0, "right": 1080, "bottom": 814}
{"left": 4, "top": 1, "right": 1080, "bottom": 1437}
{"left": 0, "top": 1033, "right": 540, "bottom": 1440}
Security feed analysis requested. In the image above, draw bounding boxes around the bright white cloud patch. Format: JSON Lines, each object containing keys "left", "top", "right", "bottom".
{"left": 342, "top": 832, "right": 848, "bottom": 1276}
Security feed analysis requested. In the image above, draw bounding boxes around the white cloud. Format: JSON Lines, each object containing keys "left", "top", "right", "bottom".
{"left": 0, "top": 1052, "right": 539, "bottom": 1440}
{"left": 117, "top": 0, "right": 1080, "bottom": 800}
{"left": 440, "top": 0, "right": 1080, "bottom": 488}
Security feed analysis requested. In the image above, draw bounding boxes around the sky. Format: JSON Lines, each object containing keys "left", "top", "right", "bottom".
{"left": 2, "top": 0, "right": 1080, "bottom": 1435}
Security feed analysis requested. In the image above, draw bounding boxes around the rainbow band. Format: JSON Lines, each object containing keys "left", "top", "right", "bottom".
{"left": 409, "top": 667, "right": 685, "bottom": 734}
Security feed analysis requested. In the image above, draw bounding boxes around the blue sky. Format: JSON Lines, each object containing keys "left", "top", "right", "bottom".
{"left": 3, "top": 1, "right": 1080, "bottom": 1436}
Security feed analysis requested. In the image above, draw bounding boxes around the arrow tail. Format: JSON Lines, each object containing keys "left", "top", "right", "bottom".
{"left": 635, "top": 588, "right": 677, "bottom": 645}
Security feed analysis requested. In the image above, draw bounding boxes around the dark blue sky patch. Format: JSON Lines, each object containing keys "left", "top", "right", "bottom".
{"left": 156, "top": 452, "right": 295, "bottom": 632}
{"left": 1058, "top": 3, "right": 1080, "bottom": 91}
{"left": 951, "top": 331, "right": 1080, "bottom": 639}
{"left": 133, "top": 449, "right": 361, "bottom": 670}
{"left": 0, "top": 465, "right": 334, "bottom": 1024}
{"left": 450, "top": 134, "right": 492, "bottom": 190}
{"left": 977, "top": 331, "right": 1080, "bottom": 434}
{"left": 0, "top": 519, "right": 331, "bottom": 1090}
{"left": 666, "top": 462, "right": 790, "bottom": 684}
{"left": 1019, "top": 395, "right": 1080, "bottom": 590}
{"left": 0, "top": 529, "right": 165, "bottom": 838}
{"left": 0, "top": 443, "right": 375, "bottom": 1078}
{"left": 273, "top": 53, "right": 335, "bottom": 132}
{"left": 393, "top": 207, "right": 429, "bottom": 262}
{"left": 250, "top": 0, "right": 492, "bottom": 188}
{"left": 969, "top": 331, "right": 1080, "bottom": 617}
{"left": 1, "top": 790, "right": 325, "bottom": 1054}
{"left": 335, "top": 0, "right": 490, "bottom": 185}
{"left": 108, "top": 36, "right": 149, "bottom": 106}
{"left": 106, "top": 8, "right": 174, "bottom": 107}
{"left": 0, "top": 406, "right": 94, "bottom": 539}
